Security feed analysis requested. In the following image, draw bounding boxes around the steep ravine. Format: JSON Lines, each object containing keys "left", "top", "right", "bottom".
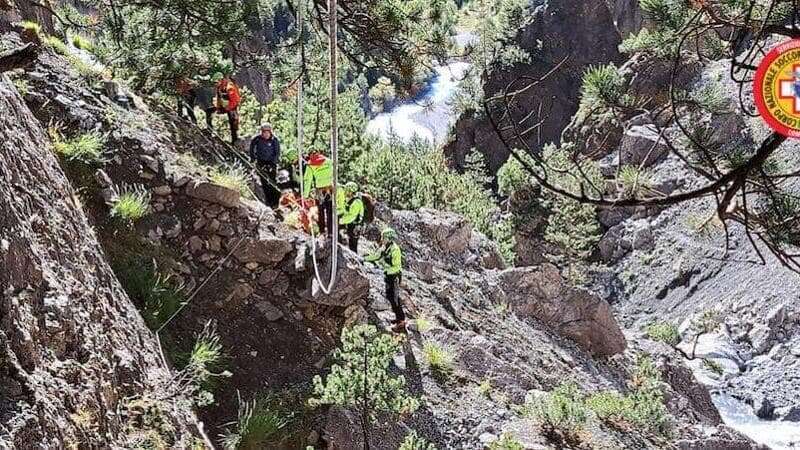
{"left": 0, "top": 30, "right": 767, "bottom": 449}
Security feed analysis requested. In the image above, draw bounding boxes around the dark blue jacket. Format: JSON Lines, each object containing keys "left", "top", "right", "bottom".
{"left": 250, "top": 135, "right": 281, "bottom": 164}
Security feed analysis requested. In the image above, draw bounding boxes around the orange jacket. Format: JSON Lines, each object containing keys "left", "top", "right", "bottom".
{"left": 216, "top": 79, "right": 241, "bottom": 111}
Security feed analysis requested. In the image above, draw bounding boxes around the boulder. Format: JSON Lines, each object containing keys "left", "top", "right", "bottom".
{"left": 753, "top": 395, "right": 775, "bottom": 420}
{"left": 307, "top": 249, "right": 371, "bottom": 308}
{"left": 618, "top": 124, "right": 669, "bottom": 168}
{"left": 497, "top": 264, "right": 626, "bottom": 357}
{"left": 185, "top": 181, "right": 240, "bottom": 208}
{"left": 233, "top": 237, "right": 293, "bottom": 265}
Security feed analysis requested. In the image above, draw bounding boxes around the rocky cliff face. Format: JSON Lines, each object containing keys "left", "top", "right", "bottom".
{"left": 0, "top": 26, "right": 763, "bottom": 449}
{"left": 444, "top": 0, "right": 624, "bottom": 175}
{"left": 0, "top": 60, "right": 204, "bottom": 449}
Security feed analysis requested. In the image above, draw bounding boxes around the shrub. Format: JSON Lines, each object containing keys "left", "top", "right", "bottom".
{"left": 489, "top": 434, "right": 524, "bottom": 450}
{"left": 309, "top": 324, "right": 418, "bottom": 424}
{"left": 179, "top": 322, "right": 230, "bottom": 407}
{"left": 617, "top": 165, "right": 654, "bottom": 198}
{"left": 537, "top": 144, "right": 602, "bottom": 266}
{"left": 530, "top": 382, "right": 588, "bottom": 432}
{"left": 579, "top": 64, "right": 628, "bottom": 110}
{"left": 220, "top": 393, "right": 294, "bottom": 450}
{"left": 399, "top": 430, "right": 436, "bottom": 450}
{"left": 113, "top": 257, "right": 184, "bottom": 330}
{"left": 422, "top": 341, "right": 454, "bottom": 379}
{"left": 209, "top": 164, "right": 253, "bottom": 199}
{"left": 645, "top": 321, "right": 680, "bottom": 346}
{"left": 111, "top": 185, "right": 151, "bottom": 222}
{"left": 50, "top": 129, "right": 106, "bottom": 163}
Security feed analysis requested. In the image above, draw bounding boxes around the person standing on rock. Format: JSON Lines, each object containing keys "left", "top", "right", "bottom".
{"left": 250, "top": 123, "right": 282, "bottom": 208}
{"left": 303, "top": 151, "right": 334, "bottom": 241}
{"left": 339, "top": 182, "right": 365, "bottom": 252}
{"left": 214, "top": 71, "right": 241, "bottom": 143}
{"left": 366, "top": 227, "right": 406, "bottom": 332}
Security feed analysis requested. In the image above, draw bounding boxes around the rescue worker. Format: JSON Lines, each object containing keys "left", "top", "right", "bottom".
{"left": 215, "top": 72, "right": 241, "bottom": 143}
{"left": 249, "top": 123, "right": 281, "bottom": 207}
{"left": 339, "top": 182, "right": 364, "bottom": 252}
{"left": 302, "top": 151, "right": 334, "bottom": 239}
{"left": 366, "top": 228, "right": 406, "bottom": 332}
{"left": 195, "top": 81, "right": 217, "bottom": 131}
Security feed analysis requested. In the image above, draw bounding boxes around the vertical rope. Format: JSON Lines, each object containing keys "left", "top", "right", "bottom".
{"left": 297, "top": 0, "right": 339, "bottom": 295}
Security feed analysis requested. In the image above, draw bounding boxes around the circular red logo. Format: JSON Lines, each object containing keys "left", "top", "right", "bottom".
{"left": 754, "top": 39, "right": 800, "bottom": 138}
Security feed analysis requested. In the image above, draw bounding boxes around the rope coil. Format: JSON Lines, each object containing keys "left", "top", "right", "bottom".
{"left": 297, "top": 0, "right": 339, "bottom": 295}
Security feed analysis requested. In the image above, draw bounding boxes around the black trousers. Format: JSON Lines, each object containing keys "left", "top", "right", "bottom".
{"left": 386, "top": 273, "right": 405, "bottom": 323}
{"left": 346, "top": 223, "right": 359, "bottom": 252}
{"left": 203, "top": 108, "right": 214, "bottom": 129}
{"left": 178, "top": 92, "right": 197, "bottom": 123}
{"left": 256, "top": 161, "right": 279, "bottom": 208}
{"left": 318, "top": 193, "right": 334, "bottom": 238}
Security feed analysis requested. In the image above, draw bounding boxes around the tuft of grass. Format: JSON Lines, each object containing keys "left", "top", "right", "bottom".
{"left": 415, "top": 315, "right": 433, "bottom": 333}
{"left": 11, "top": 77, "right": 29, "bottom": 96}
{"left": 43, "top": 35, "right": 70, "bottom": 55}
{"left": 110, "top": 185, "right": 151, "bottom": 222}
{"left": 220, "top": 393, "right": 294, "bottom": 450}
{"left": 489, "top": 433, "right": 524, "bottom": 450}
{"left": 50, "top": 128, "right": 106, "bottom": 163}
{"left": 617, "top": 165, "right": 655, "bottom": 198}
{"left": 478, "top": 378, "right": 492, "bottom": 398}
{"left": 70, "top": 33, "right": 93, "bottom": 51}
{"left": 422, "top": 342, "right": 454, "bottom": 379}
{"left": 209, "top": 164, "right": 253, "bottom": 199}
{"left": 19, "top": 20, "right": 42, "bottom": 35}
{"left": 645, "top": 321, "right": 680, "bottom": 346}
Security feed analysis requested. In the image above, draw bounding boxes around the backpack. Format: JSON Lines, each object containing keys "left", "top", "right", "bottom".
{"left": 360, "top": 193, "right": 376, "bottom": 224}
{"left": 348, "top": 193, "right": 375, "bottom": 224}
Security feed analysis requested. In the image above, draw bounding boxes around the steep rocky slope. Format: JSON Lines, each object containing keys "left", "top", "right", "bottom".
{"left": 0, "top": 25, "right": 766, "bottom": 450}
{"left": 444, "top": 0, "right": 623, "bottom": 174}
{"left": 0, "top": 58, "right": 205, "bottom": 448}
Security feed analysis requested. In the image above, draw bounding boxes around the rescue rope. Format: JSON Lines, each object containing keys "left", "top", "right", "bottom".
{"left": 297, "top": 0, "right": 339, "bottom": 295}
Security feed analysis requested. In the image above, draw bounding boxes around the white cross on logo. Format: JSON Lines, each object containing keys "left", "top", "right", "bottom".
{"left": 779, "top": 65, "right": 800, "bottom": 114}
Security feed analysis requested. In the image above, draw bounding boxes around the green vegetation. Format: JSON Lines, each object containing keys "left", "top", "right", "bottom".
{"left": 70, "top": 33, "right": 94, "bottom": 51}
{"left": 112, "top": 257, "right": 184, "bottom": 330}
{"left": 354, "top": 141, "right": 515, "bottom": 262}
{"left": 703, "top": 358, "right": 724, "bottom": 375}
{"left": 110, "top": 186, "right": 151, "bottom": 222}
{"left": 11, "top": 77, "right": 29, "bottom": 96}
{"left": 50, "top": 129, "right": 106, "bottom": 163}
{"left": 310, "top": 325, "right": 419, "bottom": 443}
{"left": 645, "top": 321, "right": 681, "bottom": 346}
{"left": 210, "top": 164, "right": 253, "bottom": 199}
{"left": 19, "top": 20, "right": 42, "bottom": 35}
{"left": 618, "top": 166, "right": 655, "bottom": 199}
{"left": 221, "top": 394, "right": 294, "bottom": 450}
{"left": 422, "top": 341, "right": 454, "bottom": 380}
{"left": 178, "top": 322, "right": 230, "bottom": 407}
{"left": 580, "top": 64, "right": 629, "bottom": 111}
{"left": 415, "top": 316, "right": 433, "bottom": 333}
{"left": 488, "top": 434, "right": 524, "bottom": 450}
{"left": 399, "top": 430, "right": 437, "bottom": 450}
{"left": 478, "top": 378, "right": 492, "bottom": 398}
{"left": 528, "top": 382, "right": 588, "bottom": 432}
{"left": 535, "top": 144, "right": 602, "bottom": 266}
{"left": 368, "top": 76, "right": 397, "bottom": 113}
